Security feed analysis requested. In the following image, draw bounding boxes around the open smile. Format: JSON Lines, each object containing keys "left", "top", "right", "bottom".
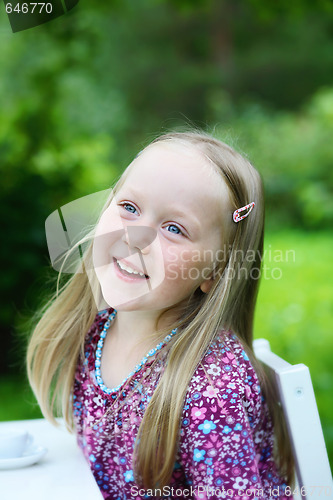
{"left": 113, "top": 258, "right": 150, "bottom": 280}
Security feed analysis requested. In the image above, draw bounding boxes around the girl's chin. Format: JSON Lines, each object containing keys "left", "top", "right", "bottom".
{"left": 99, "top": 287, "right": 150, "bottom": 310}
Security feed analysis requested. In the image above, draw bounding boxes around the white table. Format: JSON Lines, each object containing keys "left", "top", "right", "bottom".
{"left": 0, "top": 418, "right": 102, "bottom": 500}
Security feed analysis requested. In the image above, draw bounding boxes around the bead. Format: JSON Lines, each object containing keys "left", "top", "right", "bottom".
{"left": 94, "top": 309, "right": 178, "bottom": 395}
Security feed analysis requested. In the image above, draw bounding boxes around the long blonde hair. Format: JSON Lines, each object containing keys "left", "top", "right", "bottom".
{"left": 27, "top": 131, "right": 294, "bottom": 488}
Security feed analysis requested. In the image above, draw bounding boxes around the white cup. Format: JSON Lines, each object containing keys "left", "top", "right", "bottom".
{"left": 0, "top": 429, "right": 33, "bottom": 459}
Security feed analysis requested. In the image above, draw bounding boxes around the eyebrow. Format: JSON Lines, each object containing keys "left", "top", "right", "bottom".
{"left": 167, "top": 208, "right": 201, "bottom": 234}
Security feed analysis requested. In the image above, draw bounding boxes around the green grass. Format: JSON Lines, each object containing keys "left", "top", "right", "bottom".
{"left": 1, "top": 230, "right": 332, "bottom": 466}
{"left": 254, "top": 230, "right": 333, "bottom": 466}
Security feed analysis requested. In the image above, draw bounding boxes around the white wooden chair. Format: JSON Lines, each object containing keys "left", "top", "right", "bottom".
{"left": 253, "top": 338, "right": 332, "bottom": 500}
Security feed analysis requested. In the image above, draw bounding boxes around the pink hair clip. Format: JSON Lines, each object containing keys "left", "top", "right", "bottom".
{"left": 233, "top": 202, "right": 255, "bottom": 223}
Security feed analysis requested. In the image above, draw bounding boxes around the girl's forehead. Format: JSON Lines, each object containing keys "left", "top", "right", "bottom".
{"left": 119, "top": 142, "right": 231, "bottom": 222}
{"left": 124, "top": 142, "right": 224, "bottom": 188}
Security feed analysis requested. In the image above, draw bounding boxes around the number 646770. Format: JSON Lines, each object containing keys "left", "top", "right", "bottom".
{"left": 5, "top": 3, "right": 53, "bottom": 14}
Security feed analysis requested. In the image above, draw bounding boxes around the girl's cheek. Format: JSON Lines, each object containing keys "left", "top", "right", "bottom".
{"left": 164, "top": 244, "right": 179, "bottom": 263}
{"left": 163, "top": 250, "right": 197, "bottom": 280}
{"left": 98, "top": 208, "right": 124, "bottom": 234}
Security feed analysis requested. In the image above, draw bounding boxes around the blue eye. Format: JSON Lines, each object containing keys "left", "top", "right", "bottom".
{"left": 167, "top": 224, "right": 182, "bottom": 235}
{"left": 122, "top": 203, "right": 137, "bottom": 214}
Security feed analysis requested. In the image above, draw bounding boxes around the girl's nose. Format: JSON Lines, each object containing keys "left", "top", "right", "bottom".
{"left": 122, "top": 226, "right": 157, "bottom": 254}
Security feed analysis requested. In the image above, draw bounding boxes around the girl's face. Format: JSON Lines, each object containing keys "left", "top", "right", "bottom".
{"left": 92, "top": 142, "right": 230, "bottom": 313}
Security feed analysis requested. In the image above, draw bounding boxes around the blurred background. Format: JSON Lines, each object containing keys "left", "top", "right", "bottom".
{"left": 0, "top": 0, "right": 332, "bottom": 467}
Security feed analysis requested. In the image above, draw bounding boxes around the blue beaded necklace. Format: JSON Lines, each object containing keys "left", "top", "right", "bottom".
{"left": 94, "top": 309, "right": 178, "bottom": 395}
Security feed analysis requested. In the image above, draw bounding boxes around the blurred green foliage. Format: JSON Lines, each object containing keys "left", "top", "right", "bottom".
{"left": 213, "top": 88, "right": 333, "bottom": 229}
{"left": 254, "top": 230, "right": 333, "bottom": 466}
{"left": 0, "top": 375, "right": 42, "bottom": 421}
{"left": 0, "top": 0, "right": 332, "bottom": 467}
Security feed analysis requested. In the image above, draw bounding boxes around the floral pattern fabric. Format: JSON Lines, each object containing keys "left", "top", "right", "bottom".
{"left": 73, "top": 309, "right": 291, "bottom": 499}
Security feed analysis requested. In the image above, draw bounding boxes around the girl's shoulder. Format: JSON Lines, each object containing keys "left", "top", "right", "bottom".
{"left": 205, "top": 329, "right": 256, "bottom": 376}
{"left": 186, "top": 329, "right": 262, "bottom": 416}
{"left": 203, "top": 329, "right": 256, "bottom": 371}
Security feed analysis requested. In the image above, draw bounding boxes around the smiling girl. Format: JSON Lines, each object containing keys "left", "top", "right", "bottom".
{"left": 27, "top": 132, "right": 294, "bottom": 499}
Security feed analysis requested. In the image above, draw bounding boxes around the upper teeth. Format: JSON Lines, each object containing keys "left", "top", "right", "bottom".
{"left": 117, "top": 259, "right": 145, "bottom": 277}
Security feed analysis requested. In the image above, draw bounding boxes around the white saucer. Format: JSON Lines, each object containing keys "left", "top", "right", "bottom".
{"left": 0, "top": 444, "right": 47, "bottom": 470}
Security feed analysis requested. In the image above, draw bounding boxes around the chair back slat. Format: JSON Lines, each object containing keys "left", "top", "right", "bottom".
{"left": 253, "top": 338, "right": 332, "bottom": 500}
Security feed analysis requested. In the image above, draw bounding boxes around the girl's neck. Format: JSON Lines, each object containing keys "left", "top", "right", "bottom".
{"left": 113, "top": 310, "right": 158, "bottom": 344}
{"left": 111, "top": 308, "right": 178, "bottom": 349}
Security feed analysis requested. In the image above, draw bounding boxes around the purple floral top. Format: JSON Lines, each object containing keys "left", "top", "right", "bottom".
{"left": 73, "top": 309, "right": 291, "bottom": 499}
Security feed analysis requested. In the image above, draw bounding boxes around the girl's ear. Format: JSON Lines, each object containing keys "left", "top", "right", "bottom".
{"left": 199, "top": 262, "right": 220, "bottom": 293}
{"left": 199, "top": 275, "right": 215, "bottom": 294}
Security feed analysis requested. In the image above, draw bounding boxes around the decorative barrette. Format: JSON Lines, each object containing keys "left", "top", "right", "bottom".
{"left": 233, "top": 202, "right": 255, "bottom": 223}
